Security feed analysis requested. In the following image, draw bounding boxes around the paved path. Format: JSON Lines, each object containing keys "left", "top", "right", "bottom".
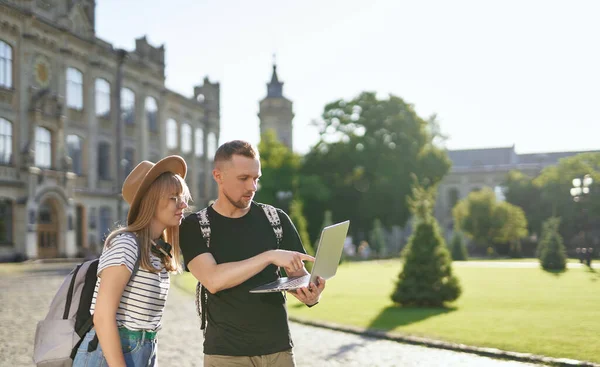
{"left": 0, "top": 263, "right": 546, "bottom": 366}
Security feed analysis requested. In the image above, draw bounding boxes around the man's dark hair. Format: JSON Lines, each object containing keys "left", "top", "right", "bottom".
{"left": 214, "top": 140, "right": 259, "bottom": 165}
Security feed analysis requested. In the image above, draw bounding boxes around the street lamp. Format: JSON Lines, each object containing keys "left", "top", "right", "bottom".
{"left": 570, "top": 174, "right": 593, "bottom": 263}
{"left": 570, "top": 174, "right": 593, "bottom": 202}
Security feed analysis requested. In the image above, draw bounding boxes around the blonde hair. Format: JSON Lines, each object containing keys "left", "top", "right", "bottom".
{"left": 105, "top": 172, "right": 191, "bottom": 273}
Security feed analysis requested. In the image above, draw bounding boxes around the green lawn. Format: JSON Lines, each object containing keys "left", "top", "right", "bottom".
{"left": 175, "top": 260, "right": 600, "bottom": 363}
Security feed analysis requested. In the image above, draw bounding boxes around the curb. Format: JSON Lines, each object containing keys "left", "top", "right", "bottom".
{"left": 288, "top": 317, "right": 600, "bottom": 367}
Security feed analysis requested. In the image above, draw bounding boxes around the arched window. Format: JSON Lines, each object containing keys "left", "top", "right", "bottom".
{"left": 121, "top": 88, "right": 135, "bottom": 124}
{"left": 66, "top": 134, "right": 83, "bottom": 175}
{"left": 145, "top": 97, "right": 158, "bottom": 132}
{"left": 35, "top": 127, "right": 51, "bottom": 168}
{"left": 95, "top": 78, "right": 110, "bottom": 117}
{"left": 98, "top": 207, "right": 112, "bottom": 242}
{"left": 207, "top": 132, "right": 217, "bottom": 158}
{"left": 66, "top": 67, "right": 83, "bottom": 110}
{"left": 0, "top": 41, "right": 12, "bottom": 89}
{"left": 97, "top": 141, "right": 110, "bottom": 179}
{"left": 166, "top": 119, "right": 178, "bottom": 149}
{"left": 0, "top": 118, "right": 12, "bottom": 164}
{"left": 0, "top": 198, "right": 13, "bottom": 244}
{"left": 181, "top": 123, "right": 192, "bottom": 154}
{"left": 195, "top": 128, "right": 204, "bottom": 157}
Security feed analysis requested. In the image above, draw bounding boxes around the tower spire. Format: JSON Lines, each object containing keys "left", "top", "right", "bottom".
{"left": 267, "top": 55, "right": 283, "bottom": 97}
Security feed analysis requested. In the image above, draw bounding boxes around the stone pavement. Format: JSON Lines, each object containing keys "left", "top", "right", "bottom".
{"left": 0, "top": 263, "right": 546, "bottom": 367}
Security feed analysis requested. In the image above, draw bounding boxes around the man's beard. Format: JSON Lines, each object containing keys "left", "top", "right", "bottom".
{"left": 223, "top": 191, "right": 253, "bottom": 209}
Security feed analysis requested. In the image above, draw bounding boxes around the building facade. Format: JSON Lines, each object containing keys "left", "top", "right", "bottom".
{"left": 434, "top": 146, "right": 598, "bottom": 234}
{"left": 0, "top": 0, "right": 220, "bottom": 261}
{"left": 258, "top": 62, "right": 294, "bottom": 150}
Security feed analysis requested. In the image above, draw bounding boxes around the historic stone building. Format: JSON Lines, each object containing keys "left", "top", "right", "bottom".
{"left": 0, "top": 0, "right": 220, "bottom": 260}
{"left": 434, "top": 145, "right": 598, "bottom": 234}
{"left": 258, "top": 62, "right": 294, "bottom": 150}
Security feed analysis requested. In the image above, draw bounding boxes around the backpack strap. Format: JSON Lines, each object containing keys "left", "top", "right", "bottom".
{"left": 70, "top": 235, "right": 141, "bottom": 359}
{"left": 259, "top": 203, "right": 283, "bottom": 248}
{"left": 195, "top": 207, "right": 211, "bottom": 332}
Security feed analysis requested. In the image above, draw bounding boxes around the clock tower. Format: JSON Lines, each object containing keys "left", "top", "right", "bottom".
{"left": 258, "top": 60, "right": 294, "bottom": 151}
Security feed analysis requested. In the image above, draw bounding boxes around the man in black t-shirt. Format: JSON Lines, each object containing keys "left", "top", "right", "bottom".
{"left": 180, "top": 140, "right": 325, "bottom": 367}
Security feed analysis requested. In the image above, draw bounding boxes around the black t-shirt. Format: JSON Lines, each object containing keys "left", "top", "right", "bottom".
{"left": 179, "top": 201, "right": 306, "bottom": 357}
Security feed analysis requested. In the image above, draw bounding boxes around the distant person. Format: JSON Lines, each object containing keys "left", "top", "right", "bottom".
{"left": 586, "top": 247, "right": 593, "bottom": 267}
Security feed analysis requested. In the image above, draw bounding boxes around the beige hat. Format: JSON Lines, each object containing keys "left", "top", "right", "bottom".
{"left": 122, "top": 155, "right": 187, "bottom": 225}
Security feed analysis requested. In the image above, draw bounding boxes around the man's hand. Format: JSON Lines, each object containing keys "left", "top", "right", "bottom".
{"left": 269, "top": 250, "right": 314, "bottom": 274}
{"left": 290, "top": 276, "right": 326, "bottom": 306}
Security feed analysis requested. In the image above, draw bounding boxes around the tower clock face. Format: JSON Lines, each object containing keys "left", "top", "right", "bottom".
{"left": 33, "top": 55, "right": 51, "bottom": 88}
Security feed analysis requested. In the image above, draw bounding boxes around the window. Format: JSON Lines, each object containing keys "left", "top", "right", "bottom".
{"left": 0, "top": 198, "right": 12, "bottom": 244}
{"left": 0, "top": 41, "right": 12, "bottom": 89}
{"left": 95, "top": 78, "right": 110, "bottom": 117}
{"left": 66, "top": 135, "right": 83, "bottom": 175}
{"left": 166, "top": 119, "right": 177, "bottom": 149}
{"left": 448, "top": 188, "right": 459, "bottom": 210}
{"left": 181, "top": 123, "right": 192, "bottom": 154}
{"left": 66, "top": 67, "right": 83, "bottom": 110}
{"left": 198, "top": 171, "right": 206, "bottom": 198}
{"left": 121, "top": 88, "right": 135, "bottom": 125}
{"left": 35, "top": 127, "right": 51, "bottom": 168}
{"left": 195, "top": 128, "right": 204, "bottom": 157}
{"left": 207, "top": 132, "right": 217, "bottom": 158}
{"left": 124, "top": 147, "right": 134, "bottom": 177}
{"left": 98, "top": 207, "right": 112, "bottom": 242}
{"left": 97, "top": 141, "right": 110, "bottom": 179}
{"left": 145, "top": 97, "right": 158, "bottom": 132}
{"left": 0, "top": 118, "right": 12, "bottom": 164}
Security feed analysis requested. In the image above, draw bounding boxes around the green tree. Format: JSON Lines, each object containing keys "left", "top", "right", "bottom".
{"left": 369, "top": 218, "right": 386, "bottom": 257}
{"left": 289, "top": 199, "right": 315, "bottom": 272}
{"left": 449, "top": 232, "right": 468, "bottom": 261}
{"left": 391, "top": 185, "right": 461, "bottom": 307}
{"left": 453, "top": 188, "right": 528, "bottom": 251}
{"left": 539, "top": 217, "right": 567, "bottom": 271}
{"left": 255, "top": 130, "right": 301, "bottom": 207}
{"left": 301, "top": 92, "right": 451, "bottom": 239}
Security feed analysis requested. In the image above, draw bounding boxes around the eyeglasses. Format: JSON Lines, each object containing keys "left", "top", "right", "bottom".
{"left": 169, "top": 195, "right": 188, "bottom": 207}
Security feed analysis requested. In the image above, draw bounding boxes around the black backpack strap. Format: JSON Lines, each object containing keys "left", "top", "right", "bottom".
{"left": 259, "top": 203, "right": 283, "bottom": 248}
{"left": 195, "top": 208, "right": 211, "bottom": 332}
{"left": 70, "top": 235, "right": 142, "bottom": 359}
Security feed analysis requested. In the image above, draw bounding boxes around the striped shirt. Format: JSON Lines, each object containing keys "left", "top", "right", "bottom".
{"left": 90, "top": 233, "right": 170, "bottom": 331}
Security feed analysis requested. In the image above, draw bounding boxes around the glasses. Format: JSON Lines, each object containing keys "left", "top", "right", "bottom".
{"left": 168, "top": 195, "right": 188, "bottom": 207}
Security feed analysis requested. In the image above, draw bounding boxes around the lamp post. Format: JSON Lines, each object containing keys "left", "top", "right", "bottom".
{"left": 115, "top": 49, "right": 127, "bottom": 224}
{"left": 570, "top": 174, "right": 593, "bottom": 262}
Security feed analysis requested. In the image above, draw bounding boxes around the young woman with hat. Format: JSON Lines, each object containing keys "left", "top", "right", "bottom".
{"left": 73, "top": 155, "right": 190, "bottom": 367}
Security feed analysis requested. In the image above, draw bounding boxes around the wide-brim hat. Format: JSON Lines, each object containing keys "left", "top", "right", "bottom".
{"left": 122, "top": 155, "right": 187, "bottom": 225}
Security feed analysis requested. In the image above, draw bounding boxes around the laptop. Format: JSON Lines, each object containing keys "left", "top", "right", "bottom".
{"left": 249, "top": 220, "right": 350, "bottom": 293}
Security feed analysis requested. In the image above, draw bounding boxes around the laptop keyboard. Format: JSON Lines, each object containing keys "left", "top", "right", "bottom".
{"left": 274, "top": 276, "right": 309, "bottom": 291}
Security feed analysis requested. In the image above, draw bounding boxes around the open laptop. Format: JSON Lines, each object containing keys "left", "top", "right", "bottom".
{"left": 249, "top": 220, "right": 350, "bottom": 293}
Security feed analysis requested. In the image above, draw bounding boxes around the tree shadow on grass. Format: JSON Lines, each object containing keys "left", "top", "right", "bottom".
{"left": 585, "top": 266, "right": 600, "bottom": 282}
{"left": 542, "top": 268, "right": 567, "bottom": 277}
{"left": 367, "top": 305, "right": 457, "bottom": 331}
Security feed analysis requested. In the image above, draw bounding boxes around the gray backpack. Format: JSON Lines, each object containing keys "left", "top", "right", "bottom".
{"left": 194, "top": 203, "right": 283, "bottom": 332}
{"left": 32, "top": 236, "right": 141, "bottom": 366}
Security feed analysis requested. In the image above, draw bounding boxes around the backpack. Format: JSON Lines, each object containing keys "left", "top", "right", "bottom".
{"left": 194, "top": 203, "right": 283, "bottom": 332}
{"left": 32, "top": 236, "right": 141, "bottom": 367}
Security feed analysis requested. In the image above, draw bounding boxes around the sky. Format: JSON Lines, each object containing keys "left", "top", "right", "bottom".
{"left": 96, "top": 0, "right": 599, "bottom": 155}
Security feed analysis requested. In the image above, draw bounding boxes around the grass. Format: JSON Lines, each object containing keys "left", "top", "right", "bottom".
{"left": 175, "top": 259, "right": 600, "bottom": 364}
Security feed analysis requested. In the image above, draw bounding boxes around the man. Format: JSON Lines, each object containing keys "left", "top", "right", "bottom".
{"left": 180, "top": 140, "right": 325, "bottom": 367}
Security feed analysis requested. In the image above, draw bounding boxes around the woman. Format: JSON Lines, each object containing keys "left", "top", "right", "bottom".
{"left": 73, "top": 155, "right": 190, "bottom": 367}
